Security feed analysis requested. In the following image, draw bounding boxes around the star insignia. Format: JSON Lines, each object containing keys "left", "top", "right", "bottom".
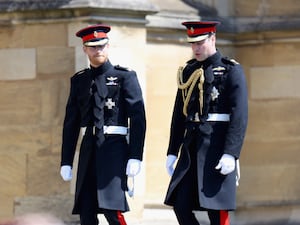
{"left": 211, "top": 86, "right": 220, "bottom": 101}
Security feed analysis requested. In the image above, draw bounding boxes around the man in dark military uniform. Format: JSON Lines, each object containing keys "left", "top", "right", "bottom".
{"left": 164, "top": 21, "right": 248, "bottom": 225}
{"left": 60, "top": 24, "right": 146, "bottom": 225}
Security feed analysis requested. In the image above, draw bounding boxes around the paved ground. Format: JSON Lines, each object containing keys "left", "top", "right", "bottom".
{"left": 95, "top": 205, "right": 300, "bottom": 225}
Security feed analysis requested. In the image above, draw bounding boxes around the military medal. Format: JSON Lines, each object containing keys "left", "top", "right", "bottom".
{"left": 105, "top": 98, "right": 115, "bottom": 109}
{"left": 211, "top": 86, "right": 220, "bottom": 101}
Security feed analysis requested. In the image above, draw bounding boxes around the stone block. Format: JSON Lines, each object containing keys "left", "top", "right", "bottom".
{"left": 0, "top": 153, "right": 26, "bottom": 218}
{"left": 75, "top": 46, "right": 88, "bottom": 72}
{"left": 237, "top": 164, "right": 300, "bottom": 205}
{"left": 235, "top": 0, "right": 300, "bottom": 17}
{"left": 0, "top": 126, "right": 51, "bottom": 156}
{"left": 0, "top": 152, "right": 26, "bottom": 197}
{"left": 267, "top": 0, "right": 300, "bottom": 16}
{"left": 234, "top": 205, "right": 300, "bottom": 225}
{"left": 68, "top": 22, "right": 89, "bottom": 47}
{"left": 0, "top": 78, "right": 68, "bottom": 126}
{"left": 273, "top": 43, "right": 300, "bottom": 65}
{"left": 246, "top": 100, "right": 300, "bottom": 141}
{"left": 237, "top": 45, "right": 274, "bottom": 67}
{"left": 0, "top": 195, "right": 15, "bottom": 218}
{"left": 23, "top": 23, "right": 67, "bottom": 48}
{"left": 0, "top": 81, "right": 41, "bottom": 125}
{"left": 37, "top": 47, "right": 75, "bottom": 77}
{"left": 235, "top": 0, "right": 264, "bottom": 17}
{"left": 0, "top": 26, "right": 23, "bottom": 48}
{"left": 0, "top": 48, "right": 36, "bottom": 80}
{"left": 241, "top": 138, "right": 300, "bottom": 167}
{"left": 27, "top": 153, "right": 70, "bottom": 196}
{"left": 51, "top": 125, "right": 63, "bottom": 154}
{"left": 250, "top": 65, "right": 300, "bottom": 99}
{"left": 14, "top": 195, "right": 79, "bottom": 223}
{"left": 40, "top": 79, "right": 69, "bottom": 126}
{"left": 0, "top": 23, "right": 67, "bottom": 48}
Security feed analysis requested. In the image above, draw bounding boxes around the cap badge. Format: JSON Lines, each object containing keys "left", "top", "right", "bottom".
{"left": 93, "top": 31, "right": 98, "bottom": 38}
{"left": 190, "top": 27, "right": 194, "bottom": 34}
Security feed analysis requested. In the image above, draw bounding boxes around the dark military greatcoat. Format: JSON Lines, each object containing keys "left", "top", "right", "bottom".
{"left": 61, "top": 60, "right": 146, "bottom": 213}
{"left": 164, "top": 51, "right": 248, "bottom": 210}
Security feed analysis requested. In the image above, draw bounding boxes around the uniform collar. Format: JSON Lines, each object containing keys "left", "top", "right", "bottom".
{"left": 200, "top": 51, "right": 221, "bottom": 67}
{"left": 192, "top": 51, "right": 221, "bottom": 68}
{"left": 90, "top": 60, "right": 113, "bottom": 77}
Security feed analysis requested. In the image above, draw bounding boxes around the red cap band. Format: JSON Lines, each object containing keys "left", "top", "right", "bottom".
{"left": 82, "top": 31, "right": 107, "bottom": 43}
{"left": 187, "top": 26, "right": 217, "bottom": 37}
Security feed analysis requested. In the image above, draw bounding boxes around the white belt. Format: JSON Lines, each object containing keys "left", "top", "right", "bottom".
{"left": 207, "top": 113, "right": 230, "bottom": 122}
{"left": 103, "top": 125, "right": 128, "bottom": 135}
{"left": 81, "top": 126, "right": 128, "bottom": 136}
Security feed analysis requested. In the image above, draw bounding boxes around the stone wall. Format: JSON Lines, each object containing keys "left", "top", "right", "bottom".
{"left": 0, "top": 21, "right": 73, "bottom": 219}
{"left": 236, "top": 37, "right": 300, "bottom": 207}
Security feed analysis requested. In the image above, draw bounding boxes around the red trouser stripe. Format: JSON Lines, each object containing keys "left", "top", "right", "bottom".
{"left": 220, "top": 210, "right": 230, "bottom": 225}
{"left": 117, "top": 211, "right": 127, "bottom": 225}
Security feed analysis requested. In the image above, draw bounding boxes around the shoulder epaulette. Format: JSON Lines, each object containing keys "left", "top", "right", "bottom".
{"left": 114, "top": 65, "right": 132, "bottom": 71}
{"left": 230, "top": 59, "right": 240, "bottom": 64}
{"left": 222, "top": 57, "right": 240, "bottom": 65}
{"left": 74, "top": 68, "right": 88, "bottom": 76}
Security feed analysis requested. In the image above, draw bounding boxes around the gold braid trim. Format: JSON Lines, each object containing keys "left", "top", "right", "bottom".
{"left": 177, "top": 65, "right": 205, "bottom": 116}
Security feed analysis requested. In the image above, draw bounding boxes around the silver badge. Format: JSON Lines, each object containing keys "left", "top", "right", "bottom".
{"left": 211, "top": 86, "right": 220, "bottom": 101}
{"left": 105, "top": 98, "right": 116, "bottom": 109}
{"left": 106, "top": 76, "right": 118, "bottom": 86}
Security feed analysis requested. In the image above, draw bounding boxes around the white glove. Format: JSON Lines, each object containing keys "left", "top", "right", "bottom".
{"left": 166, "top": 154, "right": 177, "bottom": 176}
{"left": 126, "top": 159, "right": 141, "bottom": 177}
{"left": 215, "top": 154, "right": 235, "bottom": 175}
{"left": 60, "top": 165, "right": 72, "bottom": 181}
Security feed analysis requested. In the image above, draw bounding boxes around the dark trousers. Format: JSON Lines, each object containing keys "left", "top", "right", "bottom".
{"left": 173, "top": 175, "right": 230, "bottom": 225}
{"left": 174, "top": 207, "right": 230, "bottom": 225}
{"left": 173, "top": 144, "right": 230, "bottom": 225}
{"left": 80, "top": 208, "right": 127, "bottom": 225}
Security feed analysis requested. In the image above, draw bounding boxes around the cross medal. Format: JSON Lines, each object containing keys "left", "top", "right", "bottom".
{"left": 105, "top": 98, "right": 115, "bottom": 109}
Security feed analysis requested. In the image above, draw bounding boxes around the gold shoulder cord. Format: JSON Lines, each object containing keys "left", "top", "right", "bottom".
{"left": 177, "top": 65, "right": 205, "bottom": 116}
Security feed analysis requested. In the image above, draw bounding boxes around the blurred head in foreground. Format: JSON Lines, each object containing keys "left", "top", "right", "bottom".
{"left": 0, "top": 213, "right": 65, "bottom": 225}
